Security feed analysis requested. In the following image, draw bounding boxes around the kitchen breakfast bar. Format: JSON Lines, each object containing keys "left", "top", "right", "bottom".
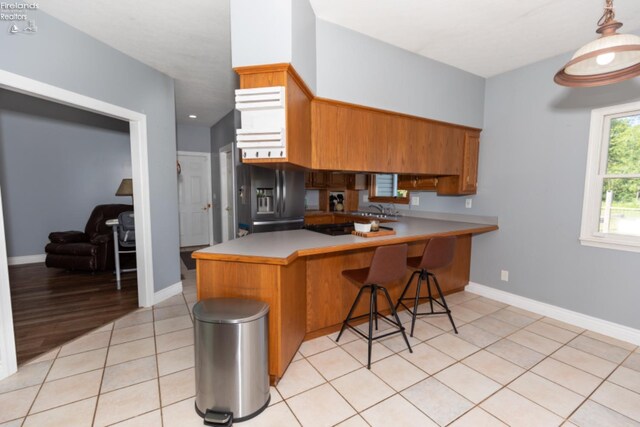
{"left": 193, "top": 215, "right": 497, "bottom": 384}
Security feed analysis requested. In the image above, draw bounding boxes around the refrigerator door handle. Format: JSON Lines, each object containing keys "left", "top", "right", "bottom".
{"left": 282, "top": 170, "right": 286, "bottom": 214}
{"left": 275, "top": 169, "right": 281, "bottom": 216}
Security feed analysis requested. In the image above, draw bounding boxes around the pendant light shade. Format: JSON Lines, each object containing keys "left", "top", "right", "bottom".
{"left": 554, "top": 0, "right": 640, "bottom": 87}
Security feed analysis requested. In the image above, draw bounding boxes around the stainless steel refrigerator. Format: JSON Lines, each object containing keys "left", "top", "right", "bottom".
{"left": 233, "top": 146, "right": 305, "bottom": 235}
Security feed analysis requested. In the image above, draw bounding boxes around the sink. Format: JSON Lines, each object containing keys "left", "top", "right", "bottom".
{"left": 349, "top": 211, "right": 399, "bottom": 220}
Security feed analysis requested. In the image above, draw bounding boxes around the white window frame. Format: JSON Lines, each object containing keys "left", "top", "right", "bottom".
{"left": 580, "top": 100, "right": 640, "bottom": 253}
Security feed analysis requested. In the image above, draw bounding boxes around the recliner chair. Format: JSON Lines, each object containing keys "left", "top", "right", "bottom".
{"left": 45, "top": 204, "right": 133, "bottom": 272}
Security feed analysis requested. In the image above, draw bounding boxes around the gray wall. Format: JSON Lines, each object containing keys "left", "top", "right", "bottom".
{"left": 315, "top": 20, "right": 485, "bottom": 129}
{"left": 177, "top": 124, "right": 211, "bottom": 153}
{"left": 0, "top": 89, "right": 131, "bottom": 257}
{"left": 1, "top": 11, "right": 180, "bottom": 292}
{"left": 291, "top": 0, "right": 317, "bottom": 92}
{"left": 210, "top": 109, "right": 240, "bottom": 244}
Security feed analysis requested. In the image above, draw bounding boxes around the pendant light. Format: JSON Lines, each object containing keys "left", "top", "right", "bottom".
{"left": 554, "top": 0, "right": 640, "bottom": 87}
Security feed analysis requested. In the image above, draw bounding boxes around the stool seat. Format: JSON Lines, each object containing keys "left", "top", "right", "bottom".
{"left": 396, "top": 236, "right": 458, "bottom": 336}
{"left": 336, "top": 244, "right": 413, "bottom": 368}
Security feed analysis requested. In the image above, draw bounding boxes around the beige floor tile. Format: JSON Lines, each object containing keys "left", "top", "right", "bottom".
{"left": 94, "top": 379, "right": 159, "bottom": 427}
{"left": 0, "top": 419, "right": 23, "bottom": 427}
{"left": 156, "top": 328, "right": 194, "bottom": 353}
{"left": 287, "top": 383, "right": 356, "bottom": 427}
{"left": 58, "top": 331, "right": 111, "bottom": 357}
{"left": 106, "top": 337, "right": 156, "bottom": 366}
{"left": 157, "top": 345, "right": 194, "bottom": 376}
{"left": 292, "top": 351, "right": 303, "bottom": 362}
{"left": 370, "top": 354, "right": 428, "bottom": 391}
{"left": 582, "top": 330, "right": 637, "bottom": 351}
{"left": 329, "top": 328, "right": 360, "bottom": 345}
{"left": 568, "top": 335, "right": 631, "bottom": 364}
{"left": 101, "top": 355, "right": 157, "bottom": 393}
{"left": 356, "top": 319, "right": 394, "bottom": 335}
{"left": 335, "top": 415, "right": 369, "bottom": 427}
{"left": 399, "top": 342, "right": 455, "bottom": 374}
{"left": 486, "top": 339, "right": 545, "bottom": 369}
{"left": 341, "top": 339, "right": 393, "bottom": 366}
{"left": 504, "top": 306, "right": 543, "bottom": 319}
{"left": 624, "top": 353, "right": 640, "bottom": 373}
{"left": 406, "top": 318, "right": 445, "bottom": 341}
{"left": 362, "top": 394, "right": 438, "bottom": 427}
{"left": 331, "top": 367, "right": 395, "bottom": 412}
{"left": 449, "top": 407, "right": 508, "bottom": 427}
{"left": 25, "top": 347, "right": 60, "bottom": 365}
{"left": 481, "top": 388, "right": 563, "bottom": 427}
{"left": 31, "top": 369, "right": 102, "bottom": 414}
{"left": 532, "top": 358, "right": 602, "bottom": 396}
{"left": 154, "top": 294, "right": 185, "bottom": 308}
{"left": 609, "top": 366, "right": 640, "bottom": 394}
{"left": 458, "top": 299, "right": 502, "bottom": 316}
{"left": 110, "top": 323, "right": 154, "bottom": 345}
{"left": 552, "top": 346, "right": 618, "bottom": 378}
{"left": 422, "top": 314, "right": 462, "bottom": 332}
{"left": 159, "top": 367, "right": 195, "bottom": 406}
{"left": 455, "top": 324, "right": 501, "bottom": 348}
{"left": 109, "top": 410, "right": 162, "bottom": 427}
{"left": 470, "top": 316, "right": 520, "bottom": 337}
{"left": 90, "top": 322, "right": 115, "bottom": 334}
{"left": 402, "top": 377, "right": 473, "bottom": 425}
{"left": 446, "top": 291, "right": 479, "bottom": 305}
{"left": 435, "top": 363, "right": 502, "bottom": 403}
{"left": 509, "top": 372, "right": 584, "bottom": 418}
{"left": 154, "top": 315, "right": 193, "bottom": 336}
{"left": 276, "top": 359, "right": 325, "bottom": 399}
{"left": 46, "top": 348, "right": 107, "bottom": 382}
{"left": 23, "top": 397, "right": 96, "bottom": 427}
{"left": 570, "top": 400, "right": 640, "bottom": 427}
{"left": 298, "top": 336, "right": 337, "bottom": 357}
{"left": 307, "top": 346, "right": 361, "bottom": 380}
{"left": 241, "top": 401, "right": 301, "bottom": 427}
{"left": 524, "top": 321, "right": 579, "bottom": 344}
{"left": 378, "top": 331, "right": 420, "bottom": 353}
{"left": 490, "top": 308, "right": 537, "bottom": 328}
{"left": 114, "top": 310, "right": 153, "bottom": 330}
{"left": 0, "top": 360, "right": 52, "bottom": 394}
{"left": 161, "top": 398, "right": 206, "bottom": 427}
{"left": 591, "top": 381, "right": 640, "bottom": 422}
{"left": 462, "top": 350, "right": 525, "bottom": 385}
{"left": 476, "top": 296, "right": 508, "bottom": 308}
{"left": 540, "top": 317, "right": 585, "bottom": 333}
{"left": 268, "top": 386, "right": 282, "bottom": 406}
{"left": 0, "top": 385, "right": 40, "bottom": 424}
{"left": 428, "top": 333, "right": 480, "bottom": 360}
{"left": 508, "top": 329, "right": 563, "bottom": 355}
{"left": 450, "top": 305, "right": 485, "bottom": 323}
{"left": 154, "top": 304, "right": 190, "bottom": 321}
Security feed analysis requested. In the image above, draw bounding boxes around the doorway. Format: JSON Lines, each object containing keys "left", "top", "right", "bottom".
{"left": 0, "top": 69, "right": 155, "bottom": 380}
{"left": 177, "top": 151, "right": 213, "bottom": 247}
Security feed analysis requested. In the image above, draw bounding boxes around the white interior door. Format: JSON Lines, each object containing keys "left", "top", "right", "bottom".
{"left": 178, "top": 152, "right": 212, "bottom": 247}
{"left": 220, "top": 145, "right": 235, "bottom": 242}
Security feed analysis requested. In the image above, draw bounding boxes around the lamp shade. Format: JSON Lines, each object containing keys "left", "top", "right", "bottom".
{"left": 115, "top": 179, "right": 133, "bottom": 197}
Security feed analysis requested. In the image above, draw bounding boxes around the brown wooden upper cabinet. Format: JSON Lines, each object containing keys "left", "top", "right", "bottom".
{"left": 398, "top": 175, "right": 439, "bottom": 192}
{"left": 437, "top": 131, "right": 480, "bottom": 195}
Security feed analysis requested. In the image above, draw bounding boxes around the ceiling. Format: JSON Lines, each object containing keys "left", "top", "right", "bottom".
{"left": 39, "top": 1, "right": 640, "bottom": 128}
{"left": 39, "top": 0, "right": 235, "bottom": 127}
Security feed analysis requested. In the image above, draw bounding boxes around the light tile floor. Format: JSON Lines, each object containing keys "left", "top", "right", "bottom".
{"left": 1, "top": 264, "right": 639, "bottom": 426}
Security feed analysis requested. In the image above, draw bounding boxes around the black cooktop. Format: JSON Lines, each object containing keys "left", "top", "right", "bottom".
{"left": 304, "top": 222, "right": 355, "bottom": 236}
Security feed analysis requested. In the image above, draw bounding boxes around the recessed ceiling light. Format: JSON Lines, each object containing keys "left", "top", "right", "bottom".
{"left": 189, "top": 114, "right": 197, "bottom": 119}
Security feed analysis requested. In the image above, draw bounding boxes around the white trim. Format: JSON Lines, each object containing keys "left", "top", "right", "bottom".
{"left": 466, "top": 282, "right": 640, "bottom": 346}
{"left": 219, "top": 143, "right": 234, "bottom": 243}
{"left": 177, "top": 151, "right": 214, "bottom": 246}
{"left": 7, "top": 254, "right": 46, "bottom": 266}
{"left": 0, "top": 69, "right": 157, "bottom": 379}
{"left": 153, "top": 281, "right": 183, "bottom": 305}
{"left": 580, "top": 100, "right": 640, "bottom": 252}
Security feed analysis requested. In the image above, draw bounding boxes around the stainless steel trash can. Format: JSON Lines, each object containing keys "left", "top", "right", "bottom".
{"left": 193, "top": 298, "right": 270, "bottom": 426}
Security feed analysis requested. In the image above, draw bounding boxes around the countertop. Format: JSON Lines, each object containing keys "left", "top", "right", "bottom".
{"left": 193, "top": 215, "right": 498, "bottom": 265}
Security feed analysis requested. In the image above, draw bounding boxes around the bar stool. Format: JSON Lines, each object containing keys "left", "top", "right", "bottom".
{"left": 395, "top": 236, "right": 458, "bottom": 337}
{"left": 336, "top": 244, "right": 413, "bottom": 368}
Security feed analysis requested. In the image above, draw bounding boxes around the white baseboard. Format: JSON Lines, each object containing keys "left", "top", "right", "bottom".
{"left": 466, "top": 282, "right": 640, "bottom": 346}
{"left": 7, "top": 254, "right": 46, "bottom": 266}
{"left": 153, "top": 281, "right": 183, "bottom": 306}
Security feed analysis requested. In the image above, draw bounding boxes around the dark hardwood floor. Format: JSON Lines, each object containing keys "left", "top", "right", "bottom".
{"left": 9, "top": 263, "right": 138, "bottom": 365}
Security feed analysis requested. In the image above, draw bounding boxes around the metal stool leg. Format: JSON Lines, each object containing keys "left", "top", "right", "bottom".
{"left": 381, "top": 286, "right": 412, "bottom": 354}
{"left": 373, "top": 289, "right": 379, "bottom": 331}
{"left": 395, "top": 270, "right": 419, "bottom": 312}
{"left": 337, "top": 285, "right": 368, "bottom": 342}
{"left": 367, "top": 285, "right": 376, "bottom": 368}
{"left": 425, "top": 270, "right": 434, "bottom": 313}
{"left": 431, "top": 273, "right": 458, "bottom": 334}
{"left": 410, "top": 273, "right": 423, "bottom": 337}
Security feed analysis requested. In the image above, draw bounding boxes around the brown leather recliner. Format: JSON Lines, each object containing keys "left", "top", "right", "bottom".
{"left": 45, "top": 204, "right": 133, "bottom": 272}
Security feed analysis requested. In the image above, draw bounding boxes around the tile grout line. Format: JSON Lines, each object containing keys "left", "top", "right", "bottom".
{"left": 90, "top": 323, "right": 114, "bottom": 427}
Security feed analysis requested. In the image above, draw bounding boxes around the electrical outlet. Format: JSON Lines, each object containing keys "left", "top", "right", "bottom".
{"left": 501, "top": 270, "right": 509, "bottom": 282}
{"left": 362, "top": 195, "right": 369, "bottom": 202}
{"left": 465, "top": 198, "right": 472, "bottom": 208}
{"left": 411, "top": 196, "right": 420, "bottom": 206}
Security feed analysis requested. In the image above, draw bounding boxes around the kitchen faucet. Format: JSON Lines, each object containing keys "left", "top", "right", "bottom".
{"left": 369, "top": 204, "right": 385, "bottom": 214}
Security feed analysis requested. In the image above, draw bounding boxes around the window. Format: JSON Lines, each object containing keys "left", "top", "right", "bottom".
{"left": 581, "top": 101, "right": 640, "bottom": 252}
{"left": 368, "top": 174, "right": 409, "bottom": 204}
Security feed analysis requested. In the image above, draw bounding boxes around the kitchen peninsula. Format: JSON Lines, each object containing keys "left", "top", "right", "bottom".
{"left": 193, "top": 214, "right": 497, "bottom": 384}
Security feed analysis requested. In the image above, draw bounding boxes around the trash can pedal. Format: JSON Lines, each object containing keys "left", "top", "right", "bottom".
{"left": 204, "top": 410, "right": 232, "bottom": 426}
